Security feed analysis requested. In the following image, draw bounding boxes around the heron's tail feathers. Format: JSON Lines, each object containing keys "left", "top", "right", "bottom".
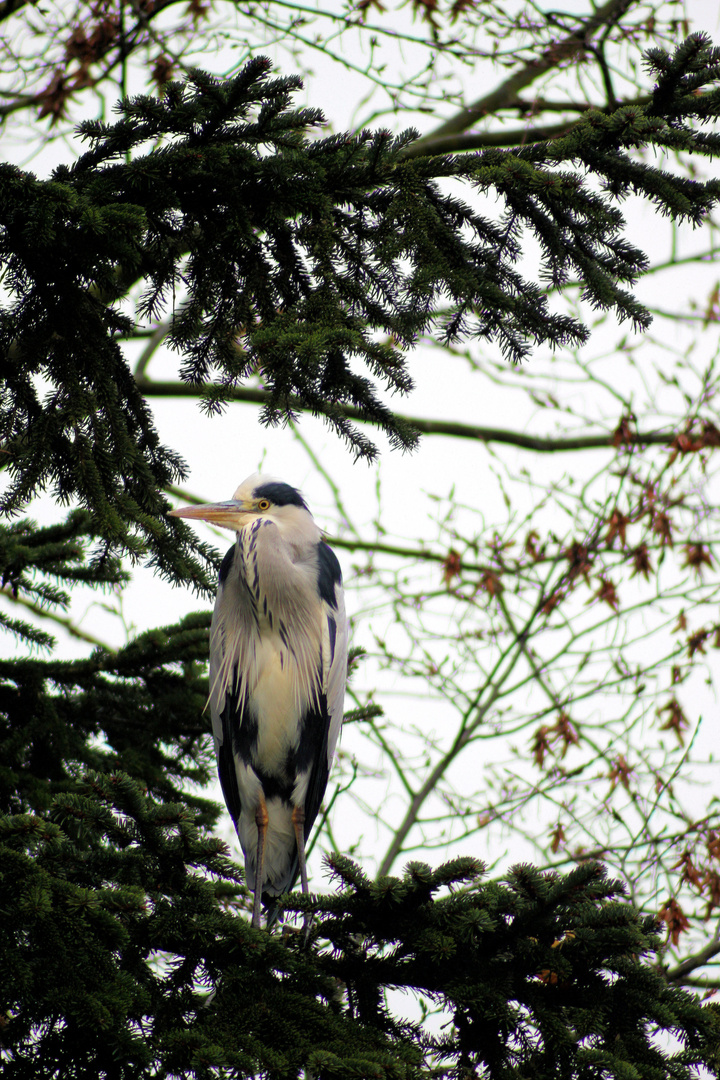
{"left": 262, "top": 894, "right": 283, "bottom": 929}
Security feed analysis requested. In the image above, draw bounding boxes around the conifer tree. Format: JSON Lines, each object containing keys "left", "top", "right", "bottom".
{"left": 2, "top": 20, "right": 720, "bottom": 1080}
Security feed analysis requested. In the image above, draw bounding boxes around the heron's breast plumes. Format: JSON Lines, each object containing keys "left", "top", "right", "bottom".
{"left": 247, "top": 635, "right": 304, "bottom": 774}
{"left": 210, "top": 519, "right": 324, "bottom": 738}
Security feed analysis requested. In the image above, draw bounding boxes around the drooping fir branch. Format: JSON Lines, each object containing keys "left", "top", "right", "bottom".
{"left": 1, "top": 38, "right": 719, "bottom": 579}
{"left": 0, "top": 612, "right": 214, "bottom": 818}
{"left": 1, "top": 772, "right": 423, "bottom": 1079}
{"left": 0, "top": 510, "right": 128, "bottom": 648}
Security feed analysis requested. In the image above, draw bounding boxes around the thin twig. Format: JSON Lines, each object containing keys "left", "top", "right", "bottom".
{"left": 0, "top": 588, "right": 115, "bottom": 651}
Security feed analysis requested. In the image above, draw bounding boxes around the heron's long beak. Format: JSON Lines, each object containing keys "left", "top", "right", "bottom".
{"left": 168, "top": 501, "right": 252, "bottom": 529}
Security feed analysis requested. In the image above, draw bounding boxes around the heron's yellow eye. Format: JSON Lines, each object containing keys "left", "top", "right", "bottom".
{"left": 257, "top": 499, "right": 271, "bottom": 511}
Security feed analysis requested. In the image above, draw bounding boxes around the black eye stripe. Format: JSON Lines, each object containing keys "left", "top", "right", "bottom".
{"left": 252, "top": 481, "right": 308, "bottom": 509}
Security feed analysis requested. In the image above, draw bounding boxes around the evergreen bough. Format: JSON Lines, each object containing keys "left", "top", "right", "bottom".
{"left": 2, "top": 37, "right": 720, "bottom": 573}
{"left": 2, "top": 32, "right": 720, "bottom": 1080}
{"left": 3, "top": 795, "right": 719, "bottom": 1077}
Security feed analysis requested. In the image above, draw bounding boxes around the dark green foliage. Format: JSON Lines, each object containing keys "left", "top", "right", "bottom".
{"left": 1, "top": 773, "right": 422, "bottom": 1079}
{"left": 1, "top": 39, "right": 720, "bottom": 578}
{"left": 0, "top": 509, "right": 127, "bottom": 648}
{"left": 307, "top": 857, "right": 720, "bottom": 1078}
{"left": 0, "top": 608, "right": 214, "bottom": 821}
{"left": 3, "top": 795, "right": 719, "bottom": 1078}
{"left": 3, "top": 528, "right": 718, "bottom": 1079}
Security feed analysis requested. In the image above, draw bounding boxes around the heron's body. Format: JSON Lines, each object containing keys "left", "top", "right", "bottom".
{"left": 170, "top": 475, "right": 347, "bottom": 925}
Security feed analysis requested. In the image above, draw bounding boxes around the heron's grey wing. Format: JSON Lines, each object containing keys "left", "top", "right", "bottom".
{"left": 209, "top": 545, "right": 251, "bottom": 831}
{"left": 323, "top": 549, "right": 347, "bottom": 768}
{"left": 298, "top": 541, "right": 348, "bottom": 843}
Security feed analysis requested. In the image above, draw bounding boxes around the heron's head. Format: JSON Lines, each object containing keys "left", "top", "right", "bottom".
{"left": 169, "top": 474, "right": 315, "bottom": 542}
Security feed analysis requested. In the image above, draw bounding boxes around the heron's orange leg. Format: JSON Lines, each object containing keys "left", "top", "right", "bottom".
{"left": 291, "top": 805, "right": 309, "bottom": 896}
{"left": 292, "top": 804, "right": 313, "bottom": 937}
{"left": 253, "top": 796, "right": 269, "bottom": 929}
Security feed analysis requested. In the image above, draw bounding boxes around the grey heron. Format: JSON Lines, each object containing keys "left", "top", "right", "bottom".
{"left": 170, "top": 474, "right": 347, "bottom": 929}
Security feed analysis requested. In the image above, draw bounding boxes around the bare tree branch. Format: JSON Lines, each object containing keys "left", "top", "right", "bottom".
{"left": 401, "top": 0, "right": 635, "bottom": 159}
{"left": 137, "top": 377, "right": 672, "bottom": 453}
{"left": 404, "top": 94, "right": 652, "bottom": 156}
{"left": 0, "top": 0, "right": 185, "bottom": 122}
{"left": 0, "top": 587, "right": 115, "bottom": 651}
{"left": 401, "top": 120, "right": 581, "bottom": 156}
{"left": 666, "top": 939, "right": 720, "bottom": 983}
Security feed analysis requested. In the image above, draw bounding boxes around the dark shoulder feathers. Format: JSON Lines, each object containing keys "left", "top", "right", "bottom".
{"left": 218, "top": 544, "right": 235, "bottom": 586}
{"left": 317, "top": 542, "right": 342, "bottom": 608}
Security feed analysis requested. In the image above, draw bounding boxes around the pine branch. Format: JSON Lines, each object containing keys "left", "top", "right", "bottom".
{"left": 5, "top": 785, "right": 720, "bottom": 1077}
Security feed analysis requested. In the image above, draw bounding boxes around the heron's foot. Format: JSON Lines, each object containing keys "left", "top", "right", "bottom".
{"left": 277, "top": 915, "right": 313, "bottom": 949}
